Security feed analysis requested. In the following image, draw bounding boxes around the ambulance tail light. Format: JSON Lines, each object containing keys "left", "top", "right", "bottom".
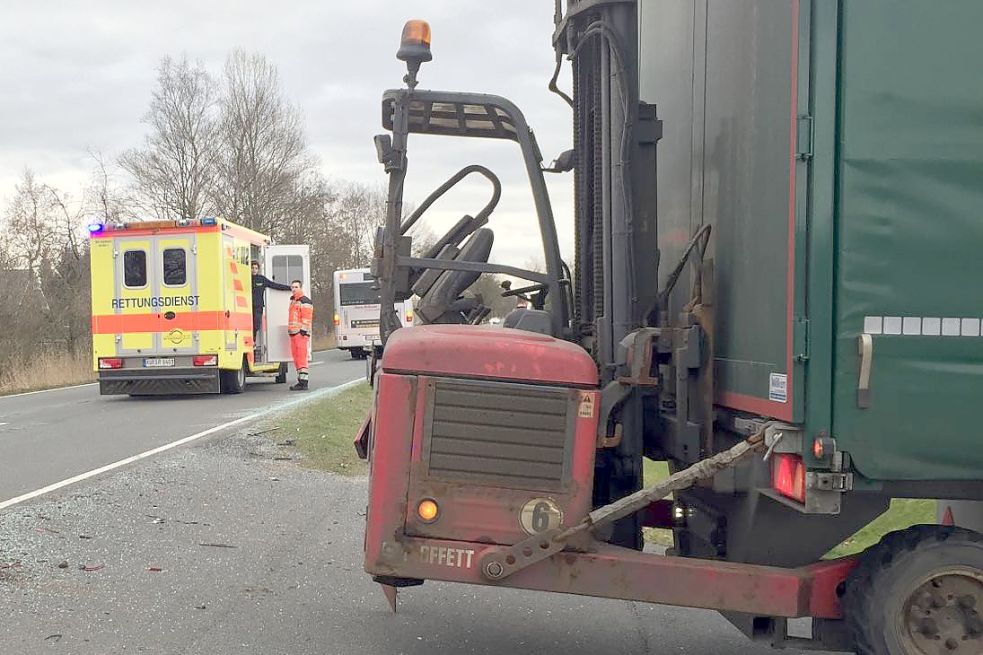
{"left": 193, "top": 355, "right": 218, "bottom": 367}
{"left": 405, "top": 309, "right": 413, "bottom": 323}
{"left": 771, "top": 453, "right": 806, "bottom": 503}
{"left": 333, "top": 313, "right": 340, "bottom": 326}
{"left": 98, "top": 358, "right": 123, "bottom": 369}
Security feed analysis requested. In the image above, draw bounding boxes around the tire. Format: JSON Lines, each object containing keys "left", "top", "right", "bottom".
{"left": 220, "top": 358, "right": 247, "bottom": 394}
{"left": 842, "top": 524, "right": 983, "bottom": 655}
{"left": 350, "top": 349, "right": 362, "bottom": 360}
{"left": 275, "top": 362, "right": 288, "bottom": 384}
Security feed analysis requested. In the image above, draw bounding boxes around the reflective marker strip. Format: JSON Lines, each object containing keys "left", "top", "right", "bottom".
{"left": 864, "top": 316, "right": 983, "bottom": 337}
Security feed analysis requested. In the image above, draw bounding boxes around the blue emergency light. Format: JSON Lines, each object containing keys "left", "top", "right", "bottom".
{"left": 201, "top": 217, "right": 218, "bottom": 226}
{"left": 87, "top": 223, "right": 104, "bottom": 234}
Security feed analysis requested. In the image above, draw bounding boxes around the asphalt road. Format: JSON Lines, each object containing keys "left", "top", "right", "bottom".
{"left": 0, "top": 349, "right": 364, "bottom": 504}
{"left": 0, "top": 431, "right": 824, "bottom": 655}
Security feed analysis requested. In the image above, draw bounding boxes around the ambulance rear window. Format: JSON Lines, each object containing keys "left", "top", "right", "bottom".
{"left": 124, "top": 250, "right": 147, "bottom": 287}
{"left": 162, "top": 248, "right": 186, "bottom": 286}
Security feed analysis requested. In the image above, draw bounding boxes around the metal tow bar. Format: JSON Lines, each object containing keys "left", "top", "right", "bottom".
{"left": 479, "top": 429, "right": 769, "bottom": 581}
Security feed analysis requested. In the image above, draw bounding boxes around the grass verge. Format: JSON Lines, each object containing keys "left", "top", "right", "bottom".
{"left": 313, "top": 333, "right": 337, "bottom": 352}
{"left": 824, "top": 499, "right": 935, "bottom": 558}
{"left": 0, "top": 350, "right": 95, "bottom": 396}
{"left": 266, "top": 382, "right": 372, "bottom": 475}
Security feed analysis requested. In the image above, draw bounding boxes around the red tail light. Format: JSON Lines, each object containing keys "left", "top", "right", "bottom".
{"left": 333, "top": 313, "right": 340, "bottom": 326}
{"left": 193, "top": 355, "right": 218, "bottom": 366}
{"left": 98, "top": 358, "right": 123, "bottom": 369}
{"left": 772, "top": 453, "right": 806, "bottom": 503}
{"left": 405, "top": 309, "right": 413, "bottom": 323}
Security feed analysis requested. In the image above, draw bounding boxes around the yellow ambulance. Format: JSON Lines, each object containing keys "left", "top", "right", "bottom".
{"left": 88, "top": 217, "right": 309, "bottom": 395}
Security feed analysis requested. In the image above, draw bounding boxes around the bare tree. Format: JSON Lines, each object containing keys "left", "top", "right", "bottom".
{"left": 0, "top": 170, "right": 90, "bottom": 359}
{"left": 3, "top": 170, "right": 58, "bottom": 274}
{"left": 86, "top": 149, "right": 134, "bottom": 224}
{"left": 120, "top": 56, "right": 220, "bottom": 220}
{"left": 324, "top": 182, "right": 387, "bottom": 270}
{"left": 213, "top": 51, "right": 315, "bottom": 237}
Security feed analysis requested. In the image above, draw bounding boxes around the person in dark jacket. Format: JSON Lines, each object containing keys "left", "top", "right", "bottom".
{"left": 251, "top": 261, "right": 291, "bottom": 339}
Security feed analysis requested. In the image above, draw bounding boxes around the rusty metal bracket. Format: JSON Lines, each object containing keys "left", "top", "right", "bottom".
{"left": 480, "top": 428, "right": 769, "bottom": 581}
{"left": 616, "top": 327, "right": 663, "bottom": 387}
{"left": 597, "top": 423, "right": 623, "bottom": 449}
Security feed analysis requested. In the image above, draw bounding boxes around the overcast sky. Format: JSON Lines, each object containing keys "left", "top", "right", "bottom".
{"left": 0, "top": 0, "right": 575, "bottom": 267}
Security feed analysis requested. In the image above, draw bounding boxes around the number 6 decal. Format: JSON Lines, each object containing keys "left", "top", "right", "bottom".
{"left": 519, "top": 498, "right": 563, "bottom": 535}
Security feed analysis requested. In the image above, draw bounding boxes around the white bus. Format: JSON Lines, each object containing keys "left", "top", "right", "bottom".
{"left": 332, "top": 268, "right": 413, "bottom": 359}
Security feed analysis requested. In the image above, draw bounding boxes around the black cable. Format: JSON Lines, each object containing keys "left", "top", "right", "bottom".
{"left": 548, "top": 53, "right": 575, "bottom": 109}
{"left": 655, "top": 223, "right": 712, "bottom": 316}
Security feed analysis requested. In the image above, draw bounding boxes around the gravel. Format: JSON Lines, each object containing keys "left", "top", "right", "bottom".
{"left": 1, "top": 430, "right": 812, "bottom": 655}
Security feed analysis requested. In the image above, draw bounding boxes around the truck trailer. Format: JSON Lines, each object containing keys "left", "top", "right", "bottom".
{"left": 89, "top": 217, "right": 309, "bottom": 395}
{"left": 358, "top": 4, "right": 983, "bottom": 654}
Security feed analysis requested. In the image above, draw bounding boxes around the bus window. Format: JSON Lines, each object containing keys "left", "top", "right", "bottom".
{"left": 339, "top": 282, "right": 381, "bottom": 306}
{"left": 162, "top": 248, "right": 186, "bottom": 286}
{"left": 124, "top": 250, "right": 147, "bottom": 287}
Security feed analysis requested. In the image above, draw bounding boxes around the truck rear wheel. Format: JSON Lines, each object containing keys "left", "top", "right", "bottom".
{"left": 843, "top": 524, "right": 983, "bottom": 655}
{"left": 220, "top": 358, "right": 247, "bottom": 394}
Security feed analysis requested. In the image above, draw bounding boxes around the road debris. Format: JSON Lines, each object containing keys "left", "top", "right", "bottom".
{"left": 44, "top": 634, "right": 62, "bottom": 642}
{"left": 57, "top": 561, "right": 69, "bottom": 569}
{"left": 276, "top": 438, "right": 296, "bottom": 447}
{"left": 79, "top": 563, "right": 105, "bottom": 572}
{"left": 79, "top": 534, "right": 93, "bottom": 539}
{"left": 147, "top": 566, "right": 163, "bottom": 572}
{"left": 198, "top": 543, "right": 237, "bottom": 549}
{"left": 248, "top": 426, "right": 281, "bottom": 436}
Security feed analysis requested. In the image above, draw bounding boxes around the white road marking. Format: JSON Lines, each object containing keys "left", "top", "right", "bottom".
{"left": 0, "top": 382, "right": 98, "bottom": 401}
{"left": 0, "top": 377, "right": 364, "bottom": 511}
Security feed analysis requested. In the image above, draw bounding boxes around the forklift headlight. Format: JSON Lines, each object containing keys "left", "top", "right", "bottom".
{"left": 417, "top": 498, "right": 439, "bottom": 523}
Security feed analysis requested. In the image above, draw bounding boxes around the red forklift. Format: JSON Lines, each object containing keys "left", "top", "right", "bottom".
{"left": 357, "top": 4, "right": 983, "bottom": 654}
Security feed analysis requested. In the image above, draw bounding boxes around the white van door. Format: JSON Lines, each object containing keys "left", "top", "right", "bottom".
{"left": 264, "top": 245, "right": 311, "bottom": 363}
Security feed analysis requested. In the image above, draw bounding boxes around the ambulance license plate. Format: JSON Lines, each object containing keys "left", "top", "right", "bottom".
{"left": 144, "top": 357, "right": 175, "bottom": 368}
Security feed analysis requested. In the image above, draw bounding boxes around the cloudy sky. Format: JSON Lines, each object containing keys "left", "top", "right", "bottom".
{"left": 0, "top": 0, "right": 575, "bottom": 267}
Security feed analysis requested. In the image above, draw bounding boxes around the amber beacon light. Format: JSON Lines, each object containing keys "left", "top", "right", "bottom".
{"left": 397, "top": 19, "right": 432, "bottom": 89}
{"left": 397, "top": 20, "right": 432, "bottom": 62}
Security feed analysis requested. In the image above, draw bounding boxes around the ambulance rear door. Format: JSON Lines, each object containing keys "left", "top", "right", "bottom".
{"left": 264, "top": 245, "right": 311, "bottom": 363}
{"left": 154, "top": 233, "right": 199, "bottom": 355}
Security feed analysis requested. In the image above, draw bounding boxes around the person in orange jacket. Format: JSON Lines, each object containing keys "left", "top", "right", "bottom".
{"left": 287, "top": 279, "right": 314, "bottom": 390}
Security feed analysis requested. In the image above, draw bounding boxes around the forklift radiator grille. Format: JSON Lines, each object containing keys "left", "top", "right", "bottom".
{"left": 424, "top": 379, "right": 573, "bottom": 491}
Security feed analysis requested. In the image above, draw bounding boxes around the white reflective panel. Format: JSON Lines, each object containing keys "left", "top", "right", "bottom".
{"left": 883, "top": 317, "right": 902, "bottom": 335}
{"left": 863, "top": 316, "right": 883, "bottom": 335}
